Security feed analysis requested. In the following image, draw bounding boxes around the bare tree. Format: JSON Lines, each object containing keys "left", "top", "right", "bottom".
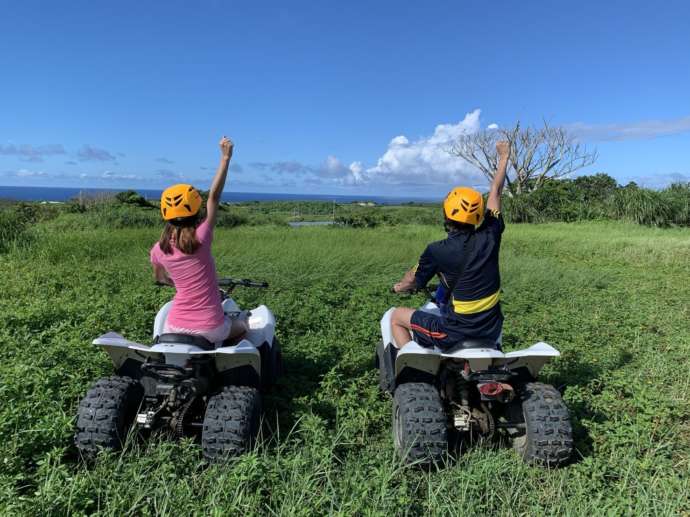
{"left": 449, "top": 121, "right": 598, "bottom": 196}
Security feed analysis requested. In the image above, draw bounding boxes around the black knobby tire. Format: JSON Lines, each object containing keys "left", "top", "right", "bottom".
{"left": 513, "top": 382, "right": 573, "bottom": 467}
{"left": 75, "top": 376, "right": 143, "bottom": 458}
{"left": 393, "top": 382, "right": 447, "bottom": 466}
{"left": 202, "top": 385, "right": 262, "bottom": 462}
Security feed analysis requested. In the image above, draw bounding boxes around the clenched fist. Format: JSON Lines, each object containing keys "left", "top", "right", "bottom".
{"left": 219, "top": 136, "right": 234, "bottom": 160}
{"left": 496, "top": 141, "right": 510, "bottom": 159}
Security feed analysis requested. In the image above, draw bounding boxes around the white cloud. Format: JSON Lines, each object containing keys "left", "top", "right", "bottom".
{"left": 624, "top": 172, "right": 690, "bottom": 189}
{"left": 101, "top": 170, "right": 140, "bottom": 180}
{"left": 347, "top": 161, "right": 364, "bottom": 185}
{"left": 356, "top": 109, "right": 486, "bottom": 186}
{"left": 487, "top": 123, "right": 499, "bottom": 130}
{"left": 15, "top": 168, "right": 48, "bottom": 177}
{"left": 568, "top": 115, "right": 690, "bottom": 142}
{"left": 241, "top": 109, "right": 491, "bottom": 188}
{"left": 78, "top": 145, "right": 117, "bottom": 162}
{"left": 323, "top": 155, "right": 344, "bottom": 176}
{"left": 0, "top": 144, "right": 65, "bottom": 162}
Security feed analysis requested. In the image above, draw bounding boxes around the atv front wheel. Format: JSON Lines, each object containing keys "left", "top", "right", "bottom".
{"left": 74, "top": 376, "right": 143, "bottom": 459}
{"left": 512, "top": 382, "right": 573, "bottom": 467}
{"left": 393, "top": 382, "right": 447, "bottom": 466}
{"left": 202, "top": 385, "right": 261, "bottom": 462}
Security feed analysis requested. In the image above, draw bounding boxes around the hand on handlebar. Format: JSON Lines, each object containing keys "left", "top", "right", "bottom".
{"left": 392, "top": 282, "right": 417, "bottom": 294}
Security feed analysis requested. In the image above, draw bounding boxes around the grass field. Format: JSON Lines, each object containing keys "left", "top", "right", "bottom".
{"left": 1, "top": 220, "right": 689, "bottom": 515}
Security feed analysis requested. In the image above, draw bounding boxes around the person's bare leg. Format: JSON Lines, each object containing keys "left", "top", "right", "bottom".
{"left": 391, "top": 307, "right": 415, "bottom": 348}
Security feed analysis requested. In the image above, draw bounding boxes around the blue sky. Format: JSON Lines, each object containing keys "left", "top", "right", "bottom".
{"left": 1, "top": 0, "right": 689, "bottom": 196}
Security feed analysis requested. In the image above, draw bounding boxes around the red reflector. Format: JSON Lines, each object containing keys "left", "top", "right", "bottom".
{"left": 478, "top": 382, "right": 504, "bottom": 397}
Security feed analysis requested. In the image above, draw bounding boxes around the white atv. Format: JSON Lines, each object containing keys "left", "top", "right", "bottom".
{"left": 376, "top": 291, "right": 573, "bottom": 468}
{"left": 75, "top": 278, "right": 283, "bottom": 462}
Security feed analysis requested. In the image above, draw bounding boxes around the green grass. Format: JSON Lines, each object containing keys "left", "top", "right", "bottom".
{"left": 1, "top": 220, "right": 689, "bottom": 515}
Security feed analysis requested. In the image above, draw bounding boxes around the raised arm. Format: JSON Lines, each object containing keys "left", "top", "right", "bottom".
{"left": 206, "top": 136, "right": 234, "bottom": 227}
{"left": 487, "top": 141, "right": 510, "bottom": 212}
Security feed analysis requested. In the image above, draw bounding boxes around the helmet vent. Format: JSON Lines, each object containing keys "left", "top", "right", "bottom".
{"left": 184, "top": 204, "right": 192, "bottom": 212}
{"left": 451, "top": 208, "right": 459, "bottom": 216}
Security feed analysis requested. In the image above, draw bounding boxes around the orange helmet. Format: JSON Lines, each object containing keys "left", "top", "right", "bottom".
{"left": 160, "top": 184, "right": 202, "bottom": 221}
{"left": 443, "top": 187, "right": 484, "bottom": 226}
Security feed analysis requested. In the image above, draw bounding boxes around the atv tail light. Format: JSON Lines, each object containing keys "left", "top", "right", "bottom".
{"left": 478, "top": 382, "right": 514, "bottom": 402}
{"left": 478, "top": 382, "right": 504, "bottom": 397}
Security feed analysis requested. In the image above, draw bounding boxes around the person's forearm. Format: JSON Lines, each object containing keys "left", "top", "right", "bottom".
{"left": 487, "top": 142, "right": 510, "bottom": 211}
{"left": 490, "top": 154, "right": 509, "bottom": 197}
{"left": 209, "top": 156, "right": 230, "bottom": 204}
{"left": 394, "top": 268, "right": 417, "bottom": 292}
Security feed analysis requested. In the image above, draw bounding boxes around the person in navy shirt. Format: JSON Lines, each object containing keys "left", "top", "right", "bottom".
{"left": 390, "top": 141, "right": 511, "bottom": 350}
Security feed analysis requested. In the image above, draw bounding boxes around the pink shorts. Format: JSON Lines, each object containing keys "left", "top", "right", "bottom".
{"left": 164, "top": 316, "right": 232, "bottom": 343}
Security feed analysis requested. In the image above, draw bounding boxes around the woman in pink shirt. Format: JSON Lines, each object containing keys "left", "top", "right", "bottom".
{"left": 150, "top": 136, "right": 243, "bottom": 343}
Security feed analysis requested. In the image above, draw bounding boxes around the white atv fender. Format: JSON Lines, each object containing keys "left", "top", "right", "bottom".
{"left": 93, "top": 332, "right": 262, "bottom": 374}
{"left": 381, "top": 306, "right": 560, "bottom": 379}
{"left": 95, "top": 298, "right": 277, "bottom": 376}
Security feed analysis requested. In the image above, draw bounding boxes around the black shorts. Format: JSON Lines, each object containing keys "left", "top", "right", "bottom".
{"left": 410, "top": 310, "right": 503, "bottom": 350}
{"left": 410, "top": 311, "right": 463, "bottom": 350}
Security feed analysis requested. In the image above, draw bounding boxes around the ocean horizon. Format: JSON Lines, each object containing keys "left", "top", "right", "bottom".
{"left": 0, "top": 185, "right": 437, "bottom": 205}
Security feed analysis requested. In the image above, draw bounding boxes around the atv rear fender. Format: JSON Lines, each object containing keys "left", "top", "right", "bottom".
{"left": 93, "top": 332, "right": 261, "bottom": 376}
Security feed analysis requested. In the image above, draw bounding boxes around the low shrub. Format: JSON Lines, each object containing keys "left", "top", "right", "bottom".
{"left": 607, "top": 185, "right": 673, "bottom": 227}
{"left": 0, "top": 203, "right": 62, "bottom": 252}
{"left": 115, "top": 190, "right": 155, "bottom": 208}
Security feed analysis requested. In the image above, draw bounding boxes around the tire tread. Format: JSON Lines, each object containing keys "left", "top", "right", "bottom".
{"left": 202, "top": 385, "right": 261, "bottom": 462}
{"left": 393, "top": 382, "right": 447, "bottom": 466}
{"left": 74, "top": 376, "right": 142, "bottom": 458}
{"left": 514, "top": 382, "right": 573, "bottom": 467}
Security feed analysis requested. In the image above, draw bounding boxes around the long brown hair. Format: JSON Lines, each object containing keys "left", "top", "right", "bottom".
{"left": 159, "top": 216, "right": 201, "bottom": 255}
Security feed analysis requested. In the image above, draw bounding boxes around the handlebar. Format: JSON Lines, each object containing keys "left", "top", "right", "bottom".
{"left": 155, "top": 278, "right": 268, "bottom": 289}
{"left": 218, "top": 278, "right": 269, "bottom": 289}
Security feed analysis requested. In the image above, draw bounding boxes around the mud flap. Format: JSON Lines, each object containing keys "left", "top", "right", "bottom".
{"left": 376, "top": 341, "right": 398, "bottom": 394}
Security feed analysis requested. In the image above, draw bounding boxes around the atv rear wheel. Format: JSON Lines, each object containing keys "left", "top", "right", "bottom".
{"left": 74, "top": 376, "right": 143, "bottom": 459}
{"left": 393, "top": 382, "right": 447, "bottom": 466}
{"left": 512, "top": 382, "right": 573, "bottom": 467}
{"left": 202, "top": 385, "right": 261, "bottom": 462}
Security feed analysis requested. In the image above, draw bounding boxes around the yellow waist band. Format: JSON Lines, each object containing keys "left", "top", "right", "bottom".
{"left": 452, "top": 290, "right": 500, "bottom": 315}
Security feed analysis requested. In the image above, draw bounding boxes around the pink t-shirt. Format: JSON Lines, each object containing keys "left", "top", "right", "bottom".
{"left": 150, "top": 220, "right": 224, "bottom": 330}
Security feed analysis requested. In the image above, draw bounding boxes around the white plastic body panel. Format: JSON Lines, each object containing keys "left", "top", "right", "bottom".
{"left": 246, "top": 305, "right": 276, "bottom": 349}
{"left": 222, "top": 297, "right": 240, "bottom": 314}
{"left": 381, "top": 306, "right": 560, "bottom": 378}
{"left": 94, "top": 332, "right": 261, "bottom": 374}
{"left": 153, "top": 301, "right": 173, "bottom": 339}
{"left": 93, "top": 332, "right": 162, "bottom": 369}
{"left": 97, "top": 295, "right": 276, "bottom": 376}
{"left": 392, "top": 340, "right": 559, "bottom": 378}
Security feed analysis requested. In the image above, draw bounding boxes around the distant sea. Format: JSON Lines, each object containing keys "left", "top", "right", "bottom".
{"left": 0, "top": 185, "right": 436, "bottom": 205}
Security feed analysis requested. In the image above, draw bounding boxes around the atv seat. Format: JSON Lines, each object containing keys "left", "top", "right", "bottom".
{"left": 156, "top": 333, "right": 215, "bottom": 351}
{"left": 444, "top": 338, "right": 500, "bottom": 354}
